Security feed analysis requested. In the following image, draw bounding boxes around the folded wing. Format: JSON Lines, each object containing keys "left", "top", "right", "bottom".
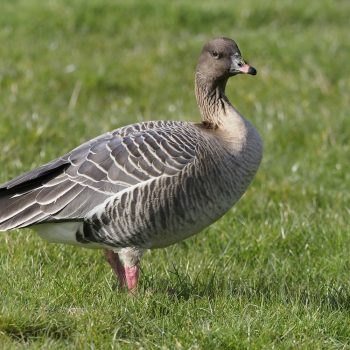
{"left": 0, "top": 121, "right": 197, "bottom": 230}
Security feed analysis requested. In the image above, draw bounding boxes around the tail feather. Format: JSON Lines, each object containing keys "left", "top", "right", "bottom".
{"left": 0, "top": 194, "right": 43, "bottom": 231}
{"left": 0, "top": 189, "right": 38, "bottom": 222}
{"left": 0, "top": 141, "right": 112, "bottom": 232}
{"left": 0, "top": 161, "right": 70, "bottom": 231}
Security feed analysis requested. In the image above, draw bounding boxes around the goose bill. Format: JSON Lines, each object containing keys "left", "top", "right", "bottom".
{"left": 238, "top": 63, "right": 257, "bottom": 75}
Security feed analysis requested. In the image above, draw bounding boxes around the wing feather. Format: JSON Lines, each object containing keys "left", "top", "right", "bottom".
{"left": 0, "top": 120, "right": 199, "bottom": 230}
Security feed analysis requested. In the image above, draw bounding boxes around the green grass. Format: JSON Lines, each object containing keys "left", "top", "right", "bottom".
{"left": 0, "top": 0, "right": 349, "bottom": 348}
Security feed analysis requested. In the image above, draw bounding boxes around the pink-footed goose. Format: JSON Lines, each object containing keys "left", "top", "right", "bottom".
{"left": 0, "top": 38, "right": 262, "bottom": 291}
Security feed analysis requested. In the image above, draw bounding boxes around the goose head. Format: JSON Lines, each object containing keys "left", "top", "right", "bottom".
{"left": 196, "top": 37, "right": 256, "bottom": 83}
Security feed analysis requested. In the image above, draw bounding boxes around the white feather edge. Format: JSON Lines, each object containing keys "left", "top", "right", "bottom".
{"left": 32, "top": 177, "right": 161, "bottom": 250}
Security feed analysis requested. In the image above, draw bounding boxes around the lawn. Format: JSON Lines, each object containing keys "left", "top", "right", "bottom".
{"left": 0, "top": 0, "right": 349, "bottom": 348}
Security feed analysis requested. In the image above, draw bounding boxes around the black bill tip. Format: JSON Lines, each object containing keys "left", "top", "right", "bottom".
{"left": 247, "top": 66, "right": 257, "bottom": 75}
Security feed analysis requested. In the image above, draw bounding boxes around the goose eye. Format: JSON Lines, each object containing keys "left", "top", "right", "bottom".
{"left": 212, "top": 51, "right": 220, "bottom": 59}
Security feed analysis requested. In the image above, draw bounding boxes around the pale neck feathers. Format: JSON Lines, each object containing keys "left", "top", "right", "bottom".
{"left": 195, "top": 71, "right": 250, "bottom": 151}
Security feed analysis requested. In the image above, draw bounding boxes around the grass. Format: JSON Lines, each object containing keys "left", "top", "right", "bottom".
{"left": 0, "top": 0, "right": 349, "bottom": 348}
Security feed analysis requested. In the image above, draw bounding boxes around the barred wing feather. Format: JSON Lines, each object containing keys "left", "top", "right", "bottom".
{"left": 0, "top": 121, "right": 197, "bottom": 230}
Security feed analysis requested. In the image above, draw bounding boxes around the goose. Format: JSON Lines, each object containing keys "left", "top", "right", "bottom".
{"left": 0, "top": 37, "right": 263, "bottom": 291}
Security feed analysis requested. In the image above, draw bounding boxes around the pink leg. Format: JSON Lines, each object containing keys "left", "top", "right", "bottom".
{"left": 104, "top": 249, "right": 140, "bottom": 291}
{"left": 125, "top": 265, "right": 139, "bottom": 291}
{"left": 104, "top": 250, "right": 126, "bottom": 288}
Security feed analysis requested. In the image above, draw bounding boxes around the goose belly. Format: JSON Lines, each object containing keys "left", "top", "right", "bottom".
{"left": 145, "top": 196, "right": 231, "bottom": 249}
{"left": 34, "top": 222, "right": 106, "bottom": 249}
{"left": 82, "top": 163, "right": 256, "bottom": 250}
{"left": 143, "top": 155, "right": 262, "bottom": 248}
{"left": 143, "top": 171, "right": 251, "bottom": 248}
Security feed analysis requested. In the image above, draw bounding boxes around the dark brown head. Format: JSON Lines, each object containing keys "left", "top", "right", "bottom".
{"left": 196, "top": 37, "right": 256, "bottom": 82}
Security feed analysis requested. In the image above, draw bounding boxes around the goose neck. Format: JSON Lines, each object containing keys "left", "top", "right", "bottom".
{"left": 195, "top": 72, "right": 235, "bottom": 128}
